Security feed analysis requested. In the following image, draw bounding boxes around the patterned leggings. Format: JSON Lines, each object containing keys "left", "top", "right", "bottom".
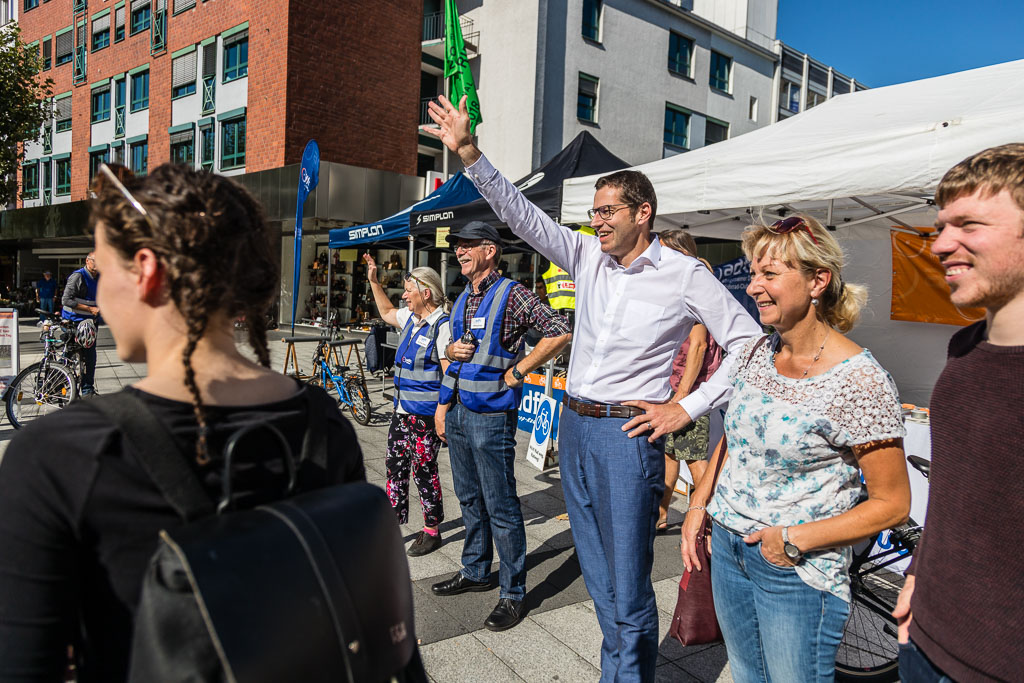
{"left": 386, "top": 412, "right": 444, "bottom": 527}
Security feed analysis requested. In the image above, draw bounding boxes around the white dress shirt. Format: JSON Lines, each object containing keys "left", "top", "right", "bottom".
{"left": 466, "top": 154, "right": 762, "bottom": 420}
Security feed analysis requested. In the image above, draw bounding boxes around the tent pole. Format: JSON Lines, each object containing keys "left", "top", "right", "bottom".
{"left": 407, "top": 234, "right": 415, "bottom": 273}
{"left": 326, "top": 249, "right": 332, "bottom": 334}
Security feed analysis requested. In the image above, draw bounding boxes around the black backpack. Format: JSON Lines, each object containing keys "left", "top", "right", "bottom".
{"left": 90, "top": 392, "right": 426, "bottom": 683}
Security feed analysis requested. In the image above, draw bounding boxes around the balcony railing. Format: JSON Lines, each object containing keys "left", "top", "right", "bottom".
{"left": 420, "top": 96, "right": 440, "bottom": 125}
{"left": 114, "top": 105, "right": 125, "bottom": 137}
{"left": 422, "top": 11, "right": 475, "bottom": 46}
{"left": 202, "top": 75, "right": 215, "bottom": 114}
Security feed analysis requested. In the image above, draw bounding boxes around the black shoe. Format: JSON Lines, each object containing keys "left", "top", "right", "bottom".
{"left": 431, "top": 572, "right": 491, "bottom": 596}
{"left": 407, "top": 530, "right": 442, "bottom": 557}
{"left": 484, "top": 598, "right": 525, "bottom": 632}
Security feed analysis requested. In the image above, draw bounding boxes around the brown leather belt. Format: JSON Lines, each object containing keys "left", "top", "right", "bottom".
{"left": 563, "top": 395, "right": 644, "bottom": 419}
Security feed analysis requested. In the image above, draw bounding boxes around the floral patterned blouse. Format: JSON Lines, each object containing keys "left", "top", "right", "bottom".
{"left": 707, "top": 334, "right": 905, "bottom": 601}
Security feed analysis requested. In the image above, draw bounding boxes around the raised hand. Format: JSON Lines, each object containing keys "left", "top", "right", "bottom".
{"left": 424, "top": 95, "right": 481, "bottom": 166}
{"left": 363, "top": 253, "right": 379, "bottom": 285}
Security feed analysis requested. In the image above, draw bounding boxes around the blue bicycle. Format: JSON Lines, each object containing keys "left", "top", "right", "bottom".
{"left": 306, "top": 338, "right": 372, "bottom": 425}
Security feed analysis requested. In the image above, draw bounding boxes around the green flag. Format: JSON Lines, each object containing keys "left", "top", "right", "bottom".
{"left": 444, "top": 0, "right": 482, "bottom": 134}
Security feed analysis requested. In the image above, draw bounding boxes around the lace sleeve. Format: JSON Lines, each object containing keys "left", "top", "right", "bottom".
{"left": 833, "top": 359, "right": 906, "bottom": 445}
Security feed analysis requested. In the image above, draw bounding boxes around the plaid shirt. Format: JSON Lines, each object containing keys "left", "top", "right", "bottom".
{"left": 458, "top": 270, "right": 571, "bottom": 354}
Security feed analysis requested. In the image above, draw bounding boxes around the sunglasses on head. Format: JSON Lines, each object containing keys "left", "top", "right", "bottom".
{"left": 768, "top": 216, "right": 820, "bottom": 245}
{"left": 89, "top": 163, "right": 159, "bottom": 231}
{"left": 405, "top": 272, "right": 428, "bottom": 289}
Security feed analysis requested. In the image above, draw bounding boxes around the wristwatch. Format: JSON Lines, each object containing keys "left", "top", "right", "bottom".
{"left": 511, "top": 366, "right": 524, "bottom": 381}
{"left": 782, "top": 526, "right": 802, "bottom": 562}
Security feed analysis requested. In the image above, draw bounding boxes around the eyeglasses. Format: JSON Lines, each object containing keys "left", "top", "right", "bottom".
{"left": 89, "top": 163, "right": 159, "bottom": 231}
{"left": 587, "top": 204, "right": 633, "bottom": 221}
{"left": 453, "top": 242, "right": 484, "bottom": 253}
{"left": 404, "top": 272, "right": 428, "bottom": 289}
{"left": 768, "top": 216, "right": 820, "bottom": 245}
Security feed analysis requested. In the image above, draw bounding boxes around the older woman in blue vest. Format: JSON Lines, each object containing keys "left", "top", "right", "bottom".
{"left": 365, "top": 254, "right": 451, "bottom": 557}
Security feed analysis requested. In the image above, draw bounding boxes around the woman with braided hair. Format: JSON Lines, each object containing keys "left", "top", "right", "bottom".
{"left": 0, "top": 163, "right": 365, "bottom": 681}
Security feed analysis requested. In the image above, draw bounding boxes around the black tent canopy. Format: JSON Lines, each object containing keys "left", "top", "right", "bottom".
{"left": 409, "top": 131, "right": 628, "bottom": 237}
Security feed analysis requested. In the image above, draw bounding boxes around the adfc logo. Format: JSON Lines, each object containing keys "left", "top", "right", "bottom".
{"left": 532, "top": 401, "right": 552, "bottom": 445}
{"left": 300, "top": 167, "right": 311, "bottom": 193}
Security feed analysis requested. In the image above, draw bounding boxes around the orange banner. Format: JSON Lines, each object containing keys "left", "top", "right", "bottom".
{"left": 890, "top": 230, "right": 984, "bottom": 326}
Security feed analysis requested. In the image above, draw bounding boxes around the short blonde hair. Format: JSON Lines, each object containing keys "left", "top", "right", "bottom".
{"left": 741, "top": 214, "right": 868, "bottom": 332}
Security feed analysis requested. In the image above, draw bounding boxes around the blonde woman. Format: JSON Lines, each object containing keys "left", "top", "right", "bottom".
{"left": 681, "top": 215, "right": 910, "bottom": 682}
{"left": 365, "top": 256, "right": 451, "bottom": 556}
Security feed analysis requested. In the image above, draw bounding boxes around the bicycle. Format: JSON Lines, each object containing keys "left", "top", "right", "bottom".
{"left": 4, "top": 310, "right": 89, "bottom": 429}
{"left": 835, "top": 455, "right": 931, "bottom": 682}
{"left": 306, "top": 337, "right": 372, "bottom": 426}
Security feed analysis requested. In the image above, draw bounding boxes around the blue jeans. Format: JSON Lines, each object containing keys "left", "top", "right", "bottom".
{"left": 710, "top": 520, "right": 850, "bottom": 683}
{"left": 445, "top": 404, "right": 526, "bottom": 601}
{"left": 79, "top": 343, "right": 96, "bottom": 394}
{"left": 558, "top": 407, "right": 665, "bottom": 683}
{"left": 899, "top": 639, "right": 955, "bottom": 682}
{"left": 38, "top": 298, "right": 55, "bottom": 322}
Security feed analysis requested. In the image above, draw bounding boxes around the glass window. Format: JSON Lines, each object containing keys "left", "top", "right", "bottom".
{"left": 89, "top": 150, "right": 109, "bottom": 179}
{"left": 24, "top": 0, "right": 39, "bottom": 11}
{"left": 91, "top": 88, "right": 110, "bottom": 123}
{"left": 130, "top": 140, "right": 148, "bottom": 175}
{"left": 200, "top": 125, "right": 215, "bottom": 168}
{"left": 22, "top": 163, "right": 39, "bottom": 199}
{"left": 709, "top": 51, "right": 731, "bottom": 92}
{"left": 42, "top": 37, "right": 52, "bottom": 70}
{"left": 92, "top": 25, "right": 109, "bottom": 51}
{"left": 664, "top": 105, "right": 688, "bottom": 149}
{"left": 170, "top": 135, "right": 194, "bottom": 167}
{"left": 581, "top": 0, "right": 600, "bottom": 41}
{"left": 111, "top": 141, "right": 124, "bottom": 165}
{"left": 55, "top": 158, "right": 71, "bottom": 195}
{"left": 56, "top": 116, "right": 71, "bottom": 132}
{"left": 705, "top": 119, "right": 729, "bottom": 145}
{"left": 780, "top": 80, "right": 800, "bottom": 113}
{"left": 668, "top": 32, "right": 692, "bottom": 76}
{"left": 43, "top": 160, "right": 52, "bottom": 192}
{"left": 55, "top": 31, "right": 74, "bottom": 66}
{"left": 130, "top": 4, "right": 150, "bottom": 35}
{"left": 130, "top": 70, "right": 149, "bottom": 112}
{"left": 220, "top": 117, "right": 246, "bottom": 169}
{"left": 223, "top": 34, "right": 248, "bottom": 82}
{"left": 114, "top": 4, "right": 126, "bottom": 42}
{"left": 806, "top": 89, "right": 826, "bottom": 109}
{"left": 577, "top": 73, "right": 598, "bottom": 123}
{"left": 172, "top": 81, "right": 196, "bottom": 98}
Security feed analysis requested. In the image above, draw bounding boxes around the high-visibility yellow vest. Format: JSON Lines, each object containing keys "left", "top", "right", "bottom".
{"left": 543, "top": 264, "right": 576, "bottom": 310}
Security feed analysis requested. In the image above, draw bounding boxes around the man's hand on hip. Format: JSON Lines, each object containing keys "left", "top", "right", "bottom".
{"left": 621, "top": 401, "right": 692, "bottom": 442}
{"left": 503, "top": 366, "right": 524, "bottom": 389}
{"left": 424, "top": 95, "right": 481, "bottom": 166}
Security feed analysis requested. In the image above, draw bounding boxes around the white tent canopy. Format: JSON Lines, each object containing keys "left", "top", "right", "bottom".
{"left": 561, "top": 59, "right": 1024, "bottom": 403}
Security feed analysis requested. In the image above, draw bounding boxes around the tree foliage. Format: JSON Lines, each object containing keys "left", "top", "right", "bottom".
{"left": 0, "top": 23, "right": 54, "bottom": 206}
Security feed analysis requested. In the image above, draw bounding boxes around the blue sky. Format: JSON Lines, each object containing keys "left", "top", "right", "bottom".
{"left": 776, "top": 1, "right": 1024, "bottom": 88}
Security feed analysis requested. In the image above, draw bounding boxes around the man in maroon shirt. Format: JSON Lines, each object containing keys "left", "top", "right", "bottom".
{"left": 894, "top": 143, "right": 1024, "bottom": 682}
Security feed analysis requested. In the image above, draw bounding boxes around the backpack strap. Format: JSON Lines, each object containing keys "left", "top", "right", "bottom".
{"left": 743, "top": 333, "right": 772, "bottom": 370}
{"left": 89, "top": 392, "right": 215, "bottom": 522}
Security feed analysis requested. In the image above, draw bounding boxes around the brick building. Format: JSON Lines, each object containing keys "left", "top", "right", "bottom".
{"left": 6, "top": 0, "right": 427, "bottom": 322}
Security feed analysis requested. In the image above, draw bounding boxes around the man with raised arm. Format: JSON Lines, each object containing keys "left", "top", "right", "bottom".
{"left": 427, "top": 96, "right": 760, "bottom": 681}
{"left": 893, "top": 144, "right": 1024, "bottom": 683}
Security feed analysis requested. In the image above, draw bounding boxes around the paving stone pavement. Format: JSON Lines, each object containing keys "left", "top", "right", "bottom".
{"left": 0, "top": 323, "right": 732, "bottom": 682}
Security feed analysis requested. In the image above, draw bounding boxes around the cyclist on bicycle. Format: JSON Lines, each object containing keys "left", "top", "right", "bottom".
{"left": 365, "top": 253, "right": 451, "bottom": 557}
{"left": 61, "top": 252, "right": 100, "bottom": 396}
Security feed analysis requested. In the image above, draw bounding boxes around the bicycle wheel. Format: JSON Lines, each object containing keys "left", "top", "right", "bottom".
{"left": 835, "top": 563, "right": 905, "bottom": 682}
{"left": 5, "top": 361, "right": 78, "bottom": 429}
{"left": 346, "top": 379, "right": 372, "bottom": 425}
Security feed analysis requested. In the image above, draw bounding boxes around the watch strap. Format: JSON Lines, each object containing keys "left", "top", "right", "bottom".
{"left": 511, "top": 365, "right": 524, "bottom": 380}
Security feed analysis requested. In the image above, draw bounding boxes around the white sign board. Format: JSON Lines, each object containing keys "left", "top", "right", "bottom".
{"left": 526, "top": 394, "right": 559, "bottom": 471}
{"left": 0, "top": 309, "right": 20, "bottom": 395}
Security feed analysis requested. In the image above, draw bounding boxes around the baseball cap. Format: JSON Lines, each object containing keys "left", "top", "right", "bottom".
{"left": 445, "top": 221, "right": 503, "bottom": 247}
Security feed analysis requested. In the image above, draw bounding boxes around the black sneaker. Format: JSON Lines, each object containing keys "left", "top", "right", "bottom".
{"left": 407, "top": 530, "right": 442, "bottom": 557}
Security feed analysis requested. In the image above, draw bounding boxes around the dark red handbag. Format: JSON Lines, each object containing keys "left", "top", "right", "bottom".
{"left": 668, "top": 435, "right": 728, "bottom": 646}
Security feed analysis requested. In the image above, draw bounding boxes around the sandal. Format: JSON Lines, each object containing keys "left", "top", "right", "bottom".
{"left": 655, "top": 518, "right": 669, "bottom": 534}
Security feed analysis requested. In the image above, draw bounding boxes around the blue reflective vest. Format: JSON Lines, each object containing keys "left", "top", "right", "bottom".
{"left": 61, "top": 267, "right": 98, "bottom": 322}
{"left": 393, "top": 312, "right": 449, "bottom": 416}
{"left": 440, "top": 277, "right": 521, "bottom": 413}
